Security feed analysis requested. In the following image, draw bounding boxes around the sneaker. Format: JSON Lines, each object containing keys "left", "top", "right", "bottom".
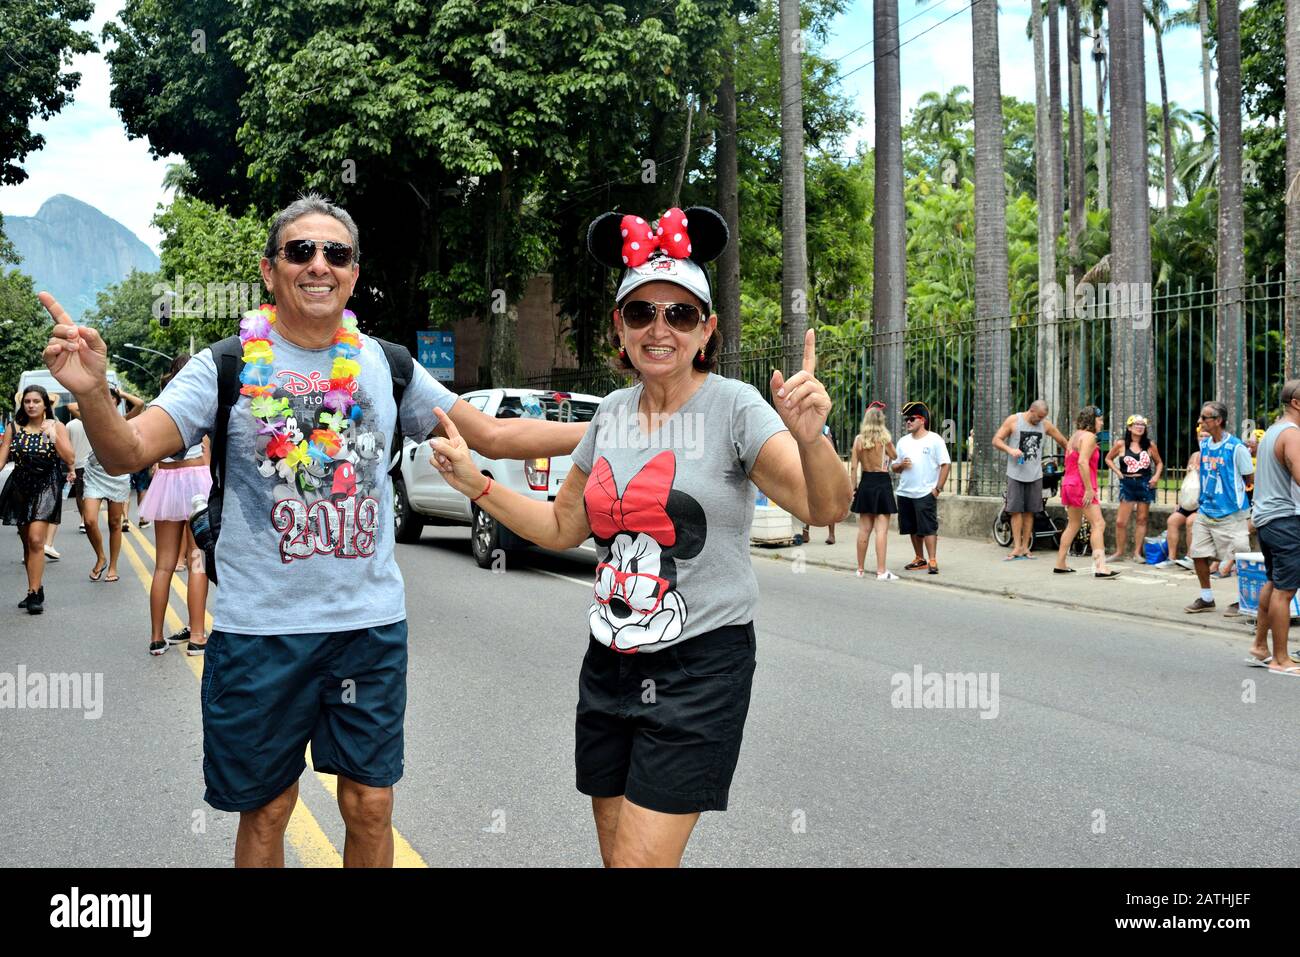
{"left": 186, "top": 638, "right": 207, "bottom": 656}
{"left": 138, "top": 519, "right": 150, "bottom": 529}
{"left": 1152, "top": 559, "right": 1175, "bottom": 569}
{"left": 928, "top": 561, "right": 939, "bottom": 575}
{"left": 43, "top": 545, "right": 60, "bottom": 561}
{"left": 877, "top": 570, "right": 900, "bottom": 581}
{"left": 1185, "top": 597, "right": 1217, "bottom": 614}
{"left": 78, "top": 523, "right": 86, "bottom": 534}
{"left": 165, "top": 628, "right": 191, "bottom": 645}
{"left": 27, "top": 587, "right": 44, "bottom": 615}
{"left": 18, "top": 590, "right": 32, "bottom": 609}
{"left": 148, "top": 638, "right": 167, "bottom": 656}
{"left": 1175, "top": 557, "right": 1194, "bottom": 570}
{"left": 120, "top": 520, "right": 131, "bottom": 532}
{"left": 1223, "top": 601, "right": 1242, "bottom": 618}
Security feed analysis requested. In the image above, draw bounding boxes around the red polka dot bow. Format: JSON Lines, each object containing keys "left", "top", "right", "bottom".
{"left": 619, "top": 207, "right": 693, "bottom": 268}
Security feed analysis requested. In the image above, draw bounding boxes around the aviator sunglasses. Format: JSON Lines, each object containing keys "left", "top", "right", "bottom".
{"left": 278, "top": 238, "right": 356, "bottom": 268}
{"left": 620, "top": 299, "right": 704, "bottom": 332}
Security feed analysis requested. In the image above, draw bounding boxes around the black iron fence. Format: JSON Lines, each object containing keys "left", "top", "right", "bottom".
{"left": 517, "top": 274, "right": 1297, "bottom": 501}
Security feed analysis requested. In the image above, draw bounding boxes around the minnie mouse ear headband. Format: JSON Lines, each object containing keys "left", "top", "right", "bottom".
{"left": 867, "top": 400, "right": 887, "bottom": 412}
{"left": 587, "top": 206, "right": 729, "bottom": 311}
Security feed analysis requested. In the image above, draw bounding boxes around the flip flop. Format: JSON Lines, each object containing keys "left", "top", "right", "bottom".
{"left": 1245, "top": 655, "right": 1273, "bottom": 668}
{"left": 1267, "top": 664, "right": 1300, "bottom": 676}
{"left": 88, "top": 562, "right": 105, "bottom": 582}
{"left": 104, "top": 573, "right": 120, "bottom": 583}
{"left": 1003, "top": 554, "right": 1021, "bottom": 561}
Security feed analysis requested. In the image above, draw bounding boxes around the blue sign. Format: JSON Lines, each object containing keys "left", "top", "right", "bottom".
{"left": 417, "top": 331, "right": 455, "bottom": 382}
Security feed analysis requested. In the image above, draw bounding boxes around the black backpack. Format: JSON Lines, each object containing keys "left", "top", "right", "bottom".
{"left": 199, "top": 334, "right": 415, "bottom": 581}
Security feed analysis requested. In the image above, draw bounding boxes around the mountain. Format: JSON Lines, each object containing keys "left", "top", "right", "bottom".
{"left": 3, "top": 195, "right": 159, "bottom": 321}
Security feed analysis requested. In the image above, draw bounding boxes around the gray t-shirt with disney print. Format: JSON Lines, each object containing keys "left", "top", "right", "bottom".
{"left": 571, "top": 373, "right": 787, "bottom": 653}
{"left": 151, "top": 328, "right": 457, "bottom": 635}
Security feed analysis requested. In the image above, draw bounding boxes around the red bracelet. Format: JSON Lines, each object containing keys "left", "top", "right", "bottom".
{"left": 471, "top": 477, "right": 493, "bottom": 503}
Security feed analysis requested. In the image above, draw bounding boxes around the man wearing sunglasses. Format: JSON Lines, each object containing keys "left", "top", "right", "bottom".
{"left": 39, "top": 192, "right": 585, "bottom": 867}
{"left": 892, "top": 400, "right": 950, "bottom": 574}
{"left": 1185, "top": 400, "right": 1254, "bottom": 614}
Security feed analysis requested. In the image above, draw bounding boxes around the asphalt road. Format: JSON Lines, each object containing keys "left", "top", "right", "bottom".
{"left": 2, "top": 500, "right": 1297, "bottom": 867}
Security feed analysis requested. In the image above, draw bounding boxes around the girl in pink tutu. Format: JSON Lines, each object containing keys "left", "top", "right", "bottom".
{"left": 139, "top": 354, "right": 212, "bottom": 656}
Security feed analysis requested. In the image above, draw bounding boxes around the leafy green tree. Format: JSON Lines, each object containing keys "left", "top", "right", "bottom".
{"left": 0, "top": 269, "right": 52, "bottom": 410}
{"left": 83, "top": 269, "right": 170, "bottom": 399}
{"left": 0, "top": 0, "right": 96, "bottom": 186}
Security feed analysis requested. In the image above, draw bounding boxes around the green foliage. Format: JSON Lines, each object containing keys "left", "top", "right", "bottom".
{"left": 0, "top": 268, "right": 52, "bottom": 409}
{"left": 82, "top": 269, "right": 171, "bottom": 398}
{"left": 0, "top": 0, "right": 96, "bottom": 186}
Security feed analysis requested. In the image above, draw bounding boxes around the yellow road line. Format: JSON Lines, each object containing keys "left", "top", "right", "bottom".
{"left": 305, "top": 745, "right": 428, "bottom": 869}
{"left": 123, "top": 524, "right": 423, "bottom": 867}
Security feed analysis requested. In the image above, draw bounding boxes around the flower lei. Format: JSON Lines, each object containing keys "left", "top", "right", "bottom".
{"left": 239, "top": 304, "right": 363, "bottom": 491}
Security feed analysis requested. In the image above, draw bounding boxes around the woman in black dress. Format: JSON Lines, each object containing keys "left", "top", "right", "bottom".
{"left": 0, "top": 385, "right": 75, "bottom": 613}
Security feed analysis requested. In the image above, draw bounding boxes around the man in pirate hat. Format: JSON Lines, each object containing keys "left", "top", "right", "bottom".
{"left": 892, "top": 400, "right": 950, "bottom": 574}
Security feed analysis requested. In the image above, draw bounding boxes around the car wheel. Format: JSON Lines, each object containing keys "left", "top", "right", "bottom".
{"left": 393, "top": 476, "right": 425, "bottom": 544}
{"left": 471, "top": 503, "right": 503, "bottom": 568}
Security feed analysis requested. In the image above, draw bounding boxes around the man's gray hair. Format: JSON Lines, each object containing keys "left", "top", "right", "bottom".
{"left": 264, "top": 192, "right": 360, "bottom": 264}
{"left": 1029, "top": 399, "right": 1048, "bottom": 413}
{"left": 1202, "top": 399, "right": 1229, "bottom": 423}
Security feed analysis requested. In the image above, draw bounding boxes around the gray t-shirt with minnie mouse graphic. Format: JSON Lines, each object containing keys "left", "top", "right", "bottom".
{"left": 151, "top": 327, "right": 457, "bottom": 635}
{"left": 571, "top": 373, "right": 787, "bottom": 654}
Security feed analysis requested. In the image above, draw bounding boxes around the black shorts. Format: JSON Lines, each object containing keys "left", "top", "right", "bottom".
{"left": 575, "top": 623, "right": 756, "bottom": 814}
{"left": 1176, "top": 506, "right": 1197, "bottom": 518}
{"left": 1258, "top": 516, "right": 1300, "bottom": 593}
{"left": 897, "top": 493, "right": 939, "bottom": 537}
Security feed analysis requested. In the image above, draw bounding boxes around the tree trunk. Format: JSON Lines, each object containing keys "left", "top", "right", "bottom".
{"left": 972, "top": 0, "right": 1012, "bottom": 495}
{"left": 484, "top": 161, "right": 521, "bottom": 388}
{"left": 872, "top": 0, "right": 906, "bottom": 435}
{"left": 669, "top": 94, "right": 692, "bottom": 209}
{"left": 779, "top": 0, "right": 809, "bottom": 366}
{"left": 1153, "top": 17, "right": 1175, "bottom": 211}
{"left": 1199, "top": 0, "right": 1214, "bottom": 123}
{"left": 1092, "top": 8, "right": 1108, "bottom": 211}
{"left": 1287, "top": 0, "right": 1300, "bottom": 379}
{"left": 1048, "top": 0, "right": 1064, "bottom": 238}
{"left": 1068, "top": 1, "right": 1087, "bottom": 276}
{"left": 1107, "top": 0, "right": 1155, "bottom": 435}
{"left": 716, "top": 53, "right": 742, "bottom": 377}
{"left": 1033, "top": 3, "right": 1061, "bottom": 433}
{"left": 1216, "top": 0, "right": 1246, "bottom": 433}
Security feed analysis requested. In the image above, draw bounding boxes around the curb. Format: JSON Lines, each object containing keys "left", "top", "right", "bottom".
{"left": 749, "top": 547, "right": 1257, "bottom": 638}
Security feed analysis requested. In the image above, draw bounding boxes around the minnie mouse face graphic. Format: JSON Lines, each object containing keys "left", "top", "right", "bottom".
{"left": 585, "top": 450, "right": 706, "bottom": 653}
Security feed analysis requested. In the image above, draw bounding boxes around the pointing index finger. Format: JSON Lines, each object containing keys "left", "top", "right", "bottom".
{"left": 802, "top": 328, "right": 816, "bottom": 375}
{"left": 433, "top": 405, "right": 462, "bottom": 443}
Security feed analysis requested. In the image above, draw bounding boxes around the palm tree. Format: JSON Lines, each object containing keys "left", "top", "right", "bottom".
{"left": 1287, "top": 0, "right": 1300, "bottom": 378}
{"left": 872, "top": 0, "right": 906, "bottom": 431}
{"left": 1081, "top": 0, "right": 1108, "bottom": 211}
{"left": 1168, "top": 0, "right": 1216, "bottom": 124}
{"left": 1174, "top": 109, "right": 1218, "bottom": 198}
{"left": 1107, "top": 0, "right": 1154, "bottom": 431}
{"left": 1147, "top": 101, "right": 1192, "bottom": 203}
{"left": 715, "top": 37, "right": 741, "bottom": 374}
{"left": 1216, "top": 0, "right": 1244, "bottom": 431}
{"left": 1047, "top": 0, "right": 1065, "bottom": 237}
{"left": 1032, "top": 2, "right": 1061, "bottom": 425}
{"left": 1066, "top": 1, "right": 1088, "bottom": 269}
{"left": 913, "top": 86, "right": 972, "bottom": 183}
{"left": 1144, "top": 0, "right": 1177, "bottom": 213}
{"left": 971, "top": 0, "right": 1011, "bottom": 493}
{"left": 779, "top": 0, "right": 809, "bottom": 365}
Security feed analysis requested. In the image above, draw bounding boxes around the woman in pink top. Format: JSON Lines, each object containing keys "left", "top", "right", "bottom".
{"left": 1053, "top": 406, "right": 1119, "bottom": 577}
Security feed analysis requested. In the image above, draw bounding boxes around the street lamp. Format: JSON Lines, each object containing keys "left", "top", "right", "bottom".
{"left": 125, "top": 343, "right": 174, "bottom": 361}
{"left": 112, "top": 354, "right": 151, "bottom": 375}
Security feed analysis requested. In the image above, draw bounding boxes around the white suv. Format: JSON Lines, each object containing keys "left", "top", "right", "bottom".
{"left": 393, "top": 388, "right": 603, "bottom": 566}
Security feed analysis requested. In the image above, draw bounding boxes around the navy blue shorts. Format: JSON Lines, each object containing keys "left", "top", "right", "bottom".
{"left": 1118, "top": 476, "right": 1155, "bottom": 504}
{"left": 1259, "top": 516, "right": 1300, "bottom": 593}
{"left": 130, "top": 468, "right": 152, "bottom": 493}
{"left": 200, "top": 620, "right": 408, "bottom": 812}
{"left": 575, "top": 623, "right": 757, "bottom": 814}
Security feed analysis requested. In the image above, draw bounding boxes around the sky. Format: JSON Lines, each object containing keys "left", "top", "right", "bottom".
{"left": 0, "top": 0, "right": 1220, "bottom": 254}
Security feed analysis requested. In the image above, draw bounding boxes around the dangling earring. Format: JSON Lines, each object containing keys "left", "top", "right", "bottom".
{"left": 619, "top": 346, "right": 627, "bottom": 361}
{"left": 697, "top": 348, "right": 705, "bottom": 362}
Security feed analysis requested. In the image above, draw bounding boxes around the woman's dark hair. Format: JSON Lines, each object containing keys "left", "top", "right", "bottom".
{"left": 15, "top": 385, "right": 54, "bottom": 426}
{"left": 1122, "top": 424, "right": 1152, "bottom": 452}
{"left": 1075, "top": 406, "right": 1101, "bottom": 432}
{"left": 611, "top": 292, "right": 719, "bottom": 375}
{"left": 161, "top": 352, "right": 192, "bottom": 390}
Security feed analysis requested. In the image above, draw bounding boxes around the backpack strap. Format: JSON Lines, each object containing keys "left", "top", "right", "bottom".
{"left": 374, "top": 337, "right": 415, "bottom": 472}
{"left": 208, "top": 335, "right": 244, "bottom": 530}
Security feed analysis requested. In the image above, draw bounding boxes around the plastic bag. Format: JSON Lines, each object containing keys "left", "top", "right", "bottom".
{"left": 1143, "top": 533, "right": 1169, "bottom": 565}
{"left": 1177, "top": 469, "right": 1200, "bottom": 511}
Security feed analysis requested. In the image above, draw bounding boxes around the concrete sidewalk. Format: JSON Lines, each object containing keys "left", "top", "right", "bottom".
{"left": 750, "top": 519, "right": 1267, "bottom": 639}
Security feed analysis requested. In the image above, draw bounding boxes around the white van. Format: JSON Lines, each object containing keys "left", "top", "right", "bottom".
{"left": 14, "top": 369, "right": 125, "bottom": 422}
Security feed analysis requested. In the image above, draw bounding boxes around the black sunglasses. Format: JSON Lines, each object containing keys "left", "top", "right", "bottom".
{"left": 620, "top": 300, "right": 703, "bottom": 332}
{"left": 279, "top": 239, "right": 355, "bottom": 268}
{"left": 1199, "top": 413, "right": 1222, "bottom": 421}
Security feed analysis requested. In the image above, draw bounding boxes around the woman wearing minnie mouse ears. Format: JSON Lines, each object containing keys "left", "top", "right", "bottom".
{"left": 429, "top": 206, "right": 850, "bottom": 867}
